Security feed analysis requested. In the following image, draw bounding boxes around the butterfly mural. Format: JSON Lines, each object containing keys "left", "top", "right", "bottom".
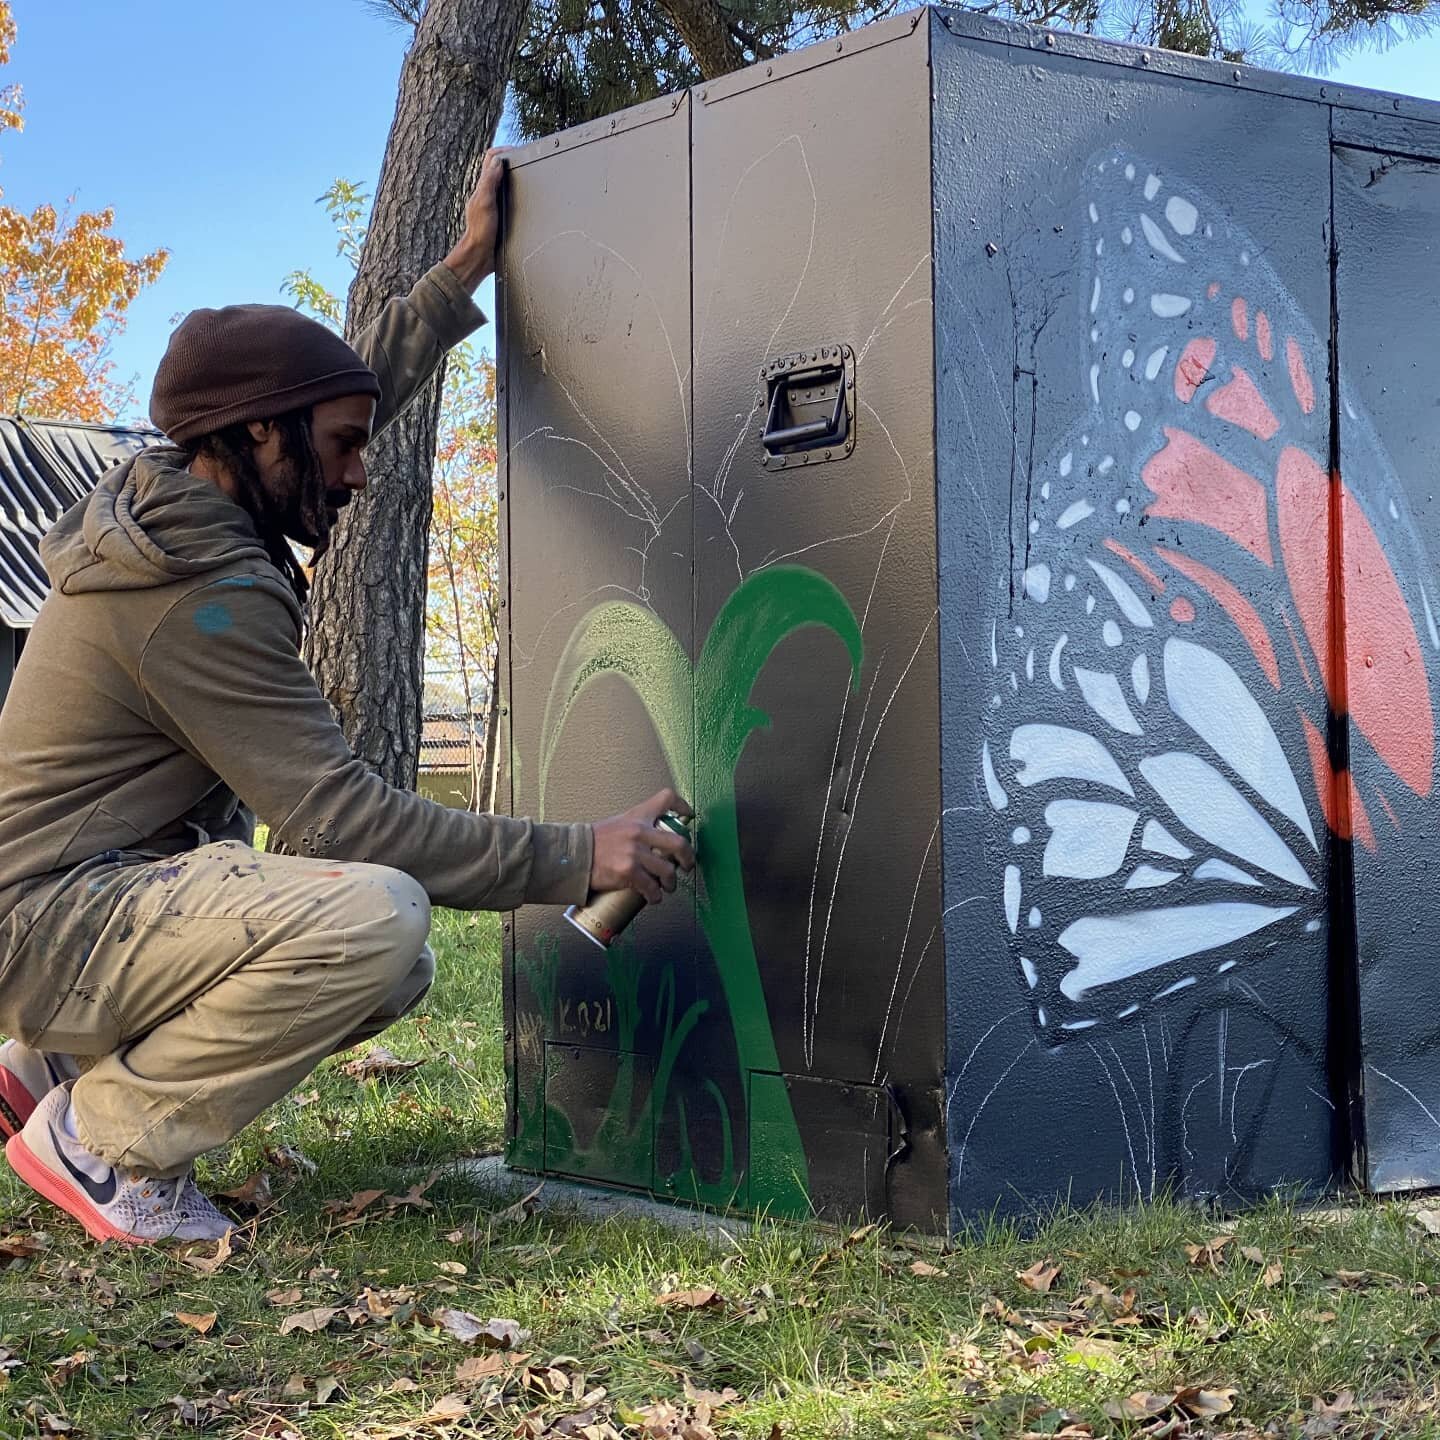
{"left": 982, "top": 149, "right": 1440, "bottom": 1040}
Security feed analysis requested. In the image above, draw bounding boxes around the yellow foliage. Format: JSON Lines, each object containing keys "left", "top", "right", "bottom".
{"left": 0, "top": 2, "right": 166, "bottom": 420}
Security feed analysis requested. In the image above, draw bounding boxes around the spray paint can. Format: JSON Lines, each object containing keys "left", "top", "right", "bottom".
{"left": 563, "top": 810, "right": 692, "bottom": 950}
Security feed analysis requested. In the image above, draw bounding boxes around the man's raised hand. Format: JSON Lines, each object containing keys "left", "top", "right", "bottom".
{"left": 445, "top": 148, "right": 508, "bottom": 292}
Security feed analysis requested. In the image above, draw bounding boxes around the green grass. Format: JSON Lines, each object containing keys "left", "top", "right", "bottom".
{"left": 4, "top": 913, "right": 1440, "bottom": 1438}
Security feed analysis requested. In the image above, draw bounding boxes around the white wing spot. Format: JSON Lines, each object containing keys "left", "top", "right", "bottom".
{"left": 1166, "top": 195, "right": 1199, "bottom": 235}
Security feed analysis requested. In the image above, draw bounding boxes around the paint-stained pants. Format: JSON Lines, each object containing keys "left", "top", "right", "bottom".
{"left": 5, "top": 842, "right": 433, "bottom": 1177}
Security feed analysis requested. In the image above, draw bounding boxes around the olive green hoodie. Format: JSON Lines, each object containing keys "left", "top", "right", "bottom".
{"left": 0, "top": 264, "right": 592, "bottom": 1013}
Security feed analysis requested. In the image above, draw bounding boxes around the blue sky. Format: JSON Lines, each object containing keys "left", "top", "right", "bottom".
{"left": 5, "top": 0, "right": 1440, "bottom": 423}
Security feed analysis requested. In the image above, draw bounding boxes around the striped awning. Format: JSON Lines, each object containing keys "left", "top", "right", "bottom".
{"left": 0, "top": 417, "right": 164, "bottom": 628}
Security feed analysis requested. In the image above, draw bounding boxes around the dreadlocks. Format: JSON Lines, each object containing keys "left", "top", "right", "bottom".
{"left": 181, "top": 409, "right": 330, "bottom": 604}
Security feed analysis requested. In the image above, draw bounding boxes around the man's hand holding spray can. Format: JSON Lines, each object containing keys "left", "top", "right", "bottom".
{"left": 567, "top": 788, "right": 696, "bottom": 948}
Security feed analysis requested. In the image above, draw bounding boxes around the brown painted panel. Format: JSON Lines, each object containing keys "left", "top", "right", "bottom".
{"left": 499, "top": 100, "right": 695, "bottom": 1186}
{"left": 690, "top": 20, "right": 946, "bottom": 1226}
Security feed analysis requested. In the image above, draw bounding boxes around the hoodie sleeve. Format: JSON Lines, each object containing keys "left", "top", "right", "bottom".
{"left": 136, "top": 578, "right": 592, "bottom": 911}
{"left": 353, "top": 264, "right": 487, "bottom": 438}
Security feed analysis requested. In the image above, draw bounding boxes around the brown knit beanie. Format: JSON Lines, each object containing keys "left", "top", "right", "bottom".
{"left": 149, "top": 304, "right": 383, "bottom": 445}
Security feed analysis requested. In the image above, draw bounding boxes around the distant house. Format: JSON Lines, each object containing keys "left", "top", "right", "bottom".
{"left": 0, "top": 417, "right": 164, "bottom": 704}
{"left": 419, "top": 670, "right": 492, "bottom": 810}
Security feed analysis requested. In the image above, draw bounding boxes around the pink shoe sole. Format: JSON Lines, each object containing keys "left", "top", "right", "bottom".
{"left": 0, "top": 1068, "right": 37, "bottom": 1141}
{"left": 4, "top": 1132, "right": 138, "bottom": 1246}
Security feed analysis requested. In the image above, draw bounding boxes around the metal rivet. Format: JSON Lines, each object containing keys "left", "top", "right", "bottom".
{"left": 553, "top": 137, "right": 561, "bottom": 147}
{"left": 825, "top": 450, "right": 833, "bottom": 460}
{"left": 766, "top": 65, "right": 773, "bottom": 75}
{"left": 500, "top": 706, "right": 509, "bottom": 716}
{"left": 609, "top": 119, "right": 617, "bottom": 130}
{"left": 497, "top": 491, "right": 505, "bottom": 501}
{"left": 1045, "top": 32, "right": 1055, "bottom": 45}
{"left": 499, "top": 598, "right": 507, "bottom": 608}
{"left": 836, "top": 39, "right": 843, "bottom": 50}
{"left": 1140, "top": 51, "right": 1150, "bottom": 64}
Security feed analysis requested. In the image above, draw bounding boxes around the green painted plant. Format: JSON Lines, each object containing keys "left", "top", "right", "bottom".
{"left": 538, "top": 566, "right": 863, "bottom": 1215}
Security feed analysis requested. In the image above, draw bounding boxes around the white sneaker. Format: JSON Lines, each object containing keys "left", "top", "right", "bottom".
{"left": 4, "top": 1084, "right": 234, "bottom": 1245}
{"left": 0, "top": 1039, "right": 80, "bottom": 1139}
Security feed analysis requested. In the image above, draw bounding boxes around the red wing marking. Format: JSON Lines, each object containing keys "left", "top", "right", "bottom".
{"left": 1155, "top": 546, "right": 1281, "bottom": 689}
{"left": 1175, "top": 338, "right": 1217, "bottom": 403}
{"left": 1143, "top": 427, "right": 1275, "bottom": 566}
{"left": 1286, "top": 337, "right": 1316, "bottom": 415}
{"left": 1301, "top": 712, "right": 1378, "bottom": 853}
{"left": 1102, "top": 537, "right": 1166, "bottom": 593}
{"left": 1206, "top": 365, "right": 1280, "bottom": 441}
{"left": 1277, "top": 446, "right": 1434, "bottom": 797}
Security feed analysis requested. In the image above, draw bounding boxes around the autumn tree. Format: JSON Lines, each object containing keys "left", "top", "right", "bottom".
{"left": 426, "top": 349, "right": 503, "bottom": 812}
{"left": 0, "top": 3, "right": 166, "bottom": 421}
{"left": 285, "top": 180, "right": 504, "bottom": 813}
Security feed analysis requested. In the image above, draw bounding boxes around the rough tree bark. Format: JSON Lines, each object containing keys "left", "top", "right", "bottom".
{"left": 651, "top": 0, "right": 749, "bottom": 76}
{"left": 304, "top": 0, "right": 527, "bottom": 789}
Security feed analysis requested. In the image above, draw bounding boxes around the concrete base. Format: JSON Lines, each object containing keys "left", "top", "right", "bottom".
{"left": 453, "top": 1155, "right": 755, "bottom": 1240}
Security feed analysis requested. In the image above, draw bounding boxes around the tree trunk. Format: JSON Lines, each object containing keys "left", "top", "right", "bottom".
{"left": 653, "top": 0, "right": 748, "bottom": 77}
{"left": 304, "top": 0, "right": 528, "bottom": 789}
{"left": 479, "top": 644, "right": 501, "bottom": 811}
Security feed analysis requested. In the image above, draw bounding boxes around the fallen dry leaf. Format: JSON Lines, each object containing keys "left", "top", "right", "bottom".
{"left": 265, "top": 1286, "right": 303, "bottom": 1308}
{"left": 341, "top": 1046, "right": 425, "bottom": 1082}
{"left": 1175, "top": 1385, "right": 1238, "bottom": 1416}
{"left": 0, "top": 1232, "right": 49, "bottom": 1260}
{"left": 175, "top": 1311, "right": 217, "bottom": 1335}
{"left": 421, "top": 1393, "right": 470, "bottom": 1424}
{"left": 180, "top": 1229, "right": 235, "bottom": 1276}
{"left": 314, "top": 1376, "right": 341, "bottom": 1405}
{"left": 1103, "top": 1392, "right": 1171, "bottom": 1421}
{"left": 911, "top": 1260, "right": 945, "bottom": 1277}
{"left": 39, "top": 1415, "right": 73, "bottom": 1437}
{"left": 384, "top": 1169, "right": 444, "bottom": 1212}
{"left": 1184, "top": 1234, "right": 1236, "bottom": 1269}
{"left": 279, "top": 1306, "right": 339, "bottom": 1336}
{"left": 436, "top": 1260, "right": 467, "bottom": 1276}
{"left": 1262, "top": 1260, "right": 1284, "bottom": 1288}
{"left": 49, "top": 1351, "right": 91, "bottom": 1382}
{"left": 1016, "top": 1259, "right": 1061, "bottom": 1293}
{"left": 1414, "top": 1208, "right": 1440, "bottom": 1236}
{"left": 324, "top": 1188, "right": 385, "bottom": 1223}
{"left": 218, "top": 1171, "right": 274, "bottom": 1213}
{"left": 658, "top": 1287, "right": 723, "bottom": 1310}
{"left": 266, "top": 1143, "right": 317, "bottom": 1175}
{"left": 455, "top": 1350, "right": 529, "bottom": 1384}
{"left": 491, "top": 1182, "right": 545, "bottom": 1225}
{"left": 281, "top": 1374, "right": 308, "bottom": 1399}
{"left": 1241, "top": 1245, "right": 1266, "bottom": 1265}
{"left": 433, "top": 1310, "right": 530, "bottom": 1348}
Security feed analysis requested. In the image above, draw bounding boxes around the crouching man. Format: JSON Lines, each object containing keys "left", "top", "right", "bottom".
{"left": 0, "top": 151, "right": 694, "bottom": 1244}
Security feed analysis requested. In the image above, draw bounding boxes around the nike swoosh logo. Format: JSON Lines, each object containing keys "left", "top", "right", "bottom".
{"left": 56, "top": 1141, "right": 117, "bottom": 1207}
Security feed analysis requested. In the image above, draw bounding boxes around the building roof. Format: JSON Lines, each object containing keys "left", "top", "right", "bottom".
{"left": 0, "top": 416, "right": 165, "bottom": 628}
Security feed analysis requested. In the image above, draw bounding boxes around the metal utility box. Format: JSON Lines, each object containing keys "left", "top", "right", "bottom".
{"left": 498, "top": 8, "right": 1440, "bottom": 1228}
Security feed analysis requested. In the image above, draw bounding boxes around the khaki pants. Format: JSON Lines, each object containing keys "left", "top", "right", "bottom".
{"left": 9, "top": 842, "right": 433, "bottom": 1177}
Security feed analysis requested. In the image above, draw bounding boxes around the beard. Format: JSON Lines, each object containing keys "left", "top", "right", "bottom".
{"left": 266, "top": 445, "right": 348, "bottom": 559}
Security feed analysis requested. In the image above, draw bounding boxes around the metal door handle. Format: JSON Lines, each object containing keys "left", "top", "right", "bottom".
{"left": 762, "top": 364, "right": 847, "bottom": 452}
{"left": 757, "top": 344, "right": 855, "bottom": 469}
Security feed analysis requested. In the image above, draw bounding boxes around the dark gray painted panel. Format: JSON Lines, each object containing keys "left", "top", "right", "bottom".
{"left": 1332, "top": 143, "right": 1440, "bottom": 1192}
{"left": 934, "top": 17, "right": 1340, "bottom": 1221}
